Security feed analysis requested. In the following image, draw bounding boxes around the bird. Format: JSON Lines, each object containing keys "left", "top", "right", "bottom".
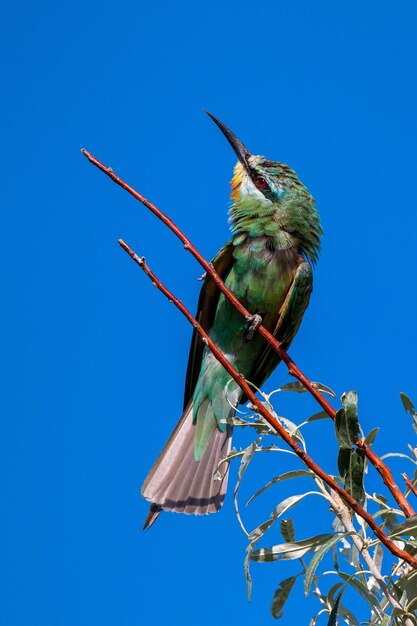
{"left": 142, "top": 112, "right": 322, "bottom": 528}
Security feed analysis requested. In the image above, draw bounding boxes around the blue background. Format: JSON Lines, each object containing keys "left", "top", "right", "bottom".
{"left": 2, "top": 1, "right": 417, "bottom": 624}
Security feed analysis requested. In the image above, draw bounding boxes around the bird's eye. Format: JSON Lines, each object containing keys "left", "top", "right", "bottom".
{"left": 255, "top": 176, "right": 267, "bottom": 189}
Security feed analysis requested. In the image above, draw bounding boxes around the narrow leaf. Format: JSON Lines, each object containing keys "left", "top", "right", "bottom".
{"left": 234, "top": 439, "right": 260, "bottom": 535}
{"left": 400, "top": 392, "right": 416, "bottom": 415}
{"left": 400, "top": 392, "right": 417, "bottom": 435}
{"left": 248, "top": 492, "right": 319, "bottom": 544}
{"left": 337, "top": 448, "right": 351, "bottom": 477}
{"left": 338, "top": 449, "right": 365, "bottom": 506}
{"left": 247, "top": 469, "right": 315, "bottom": 505}
{"left": 337, "top": 604, "right": 359, "bottom": 626}
{"left": 390, "top": 514, "right": 417, "bottom": 538}
{"left": 380, "top": 452, "right": 415, "bottom": 462}
{"left": 337, "top": 572, "right": 381, "bottom": 616}
{"left": 278, "top": 380, "right": 336, "bottom": 397}
{"left": 278, "top": 381, "right": 307, "bottom": 393}
{"left": 327, "top": 582, "right": 344, "bottom": 606}
{"left": 231, "top": 416, "right": 271, "bottom": 434}
{"left": 306, "top": 410, "right": 332, "bottom": 423}
{"left": 244, "top": 543, "right": 254, "bottom": 601}
{"left": 335, "top": 391, "right": 359, "bottom": 449}
{"left": 392, "top": 607, "right": 409, "bottom": 618}
{"left": 250, "top": 533, "right": 335, "bottom": 562}
{"left": 280, "top": 518, "right": 295, "bottom": 542}
{"left": 304, "top": 534, "right": 349, "bottom": 596}
{"left": 312, "top": 382, "right": 337, "bottom": 398}
{"left": 364, "top": 427, "right": 379, "bottom": 446}
{"left": 278, "top": 416, "right": 305, "bottom": 445}
{"left": 374, "top": 617, "right": 391, "bottom": 626}
{"left": 346, "top": 449, "right": 365, "bottom": 505}
{"left": 372, "top": 493, "right": 399, "bottom": 532}
{"left": 270, "top": 576, "right": 297, "bottom": 620}
{"left": 276, "top": 492, "right": 321, "bottom": 518}
{"left": 327, "top": 589, "right": 343, "bottom": 626}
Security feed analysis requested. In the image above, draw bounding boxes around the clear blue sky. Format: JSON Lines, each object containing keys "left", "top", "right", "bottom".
{"left": 2, "top": 1, "right": 417, "bottom": 624}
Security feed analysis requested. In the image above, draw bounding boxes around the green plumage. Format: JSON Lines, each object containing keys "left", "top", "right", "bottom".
{"left": 142, "top": 113, "right": 322, "bottom": 527}
{"left": 187, "top": 156, "right": 322, "bottom": 459}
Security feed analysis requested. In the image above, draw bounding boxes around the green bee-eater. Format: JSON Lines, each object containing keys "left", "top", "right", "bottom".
{"left": 142, "top": 113, "right": 322, "bottom": 528}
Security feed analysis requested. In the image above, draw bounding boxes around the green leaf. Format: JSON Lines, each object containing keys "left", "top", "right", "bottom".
{"left": 247, "top": 469, "right": 315, "bottom": 505}
{"left": 278, "top": 380, "right": 336, "bottom": 397}
{"left": 390, "top": 514, "right": 417, "bottom": 538}
{"left": 312, "top": 382, "right": 337, "bottom": 397}
{"left": 278, "top": 381, "right": 307, "bottom": 393}
{"left": 400, "top": 392, "right": 417, "bottom": 436}
{"left": 337, "top": 603, "right": 359, "bottom": 626}
{"left": 234, "top": 439, "right": 260, "bottom": 535}
{"left": 337, "top": 448, "right": 351, "bottom": 477}
{"left": 248, "top": 492, "right": 319, "bottom": 544}
{"left": 380, "top": 452, "right": 415, "bottom": 462}
{"left": 338, "top": 448, "right": 365, "bottom": 506}
{"left": 362, "top": 616, "right": 391, "bottom": 626}
{"left": 327, "top": 582, "right": 344, "bottom": 605}
{"left": 230, "top": 416, "right": 272, "bottom": 435}
{"left": 391, "top": 607, "right": 411, "bottom": 618}
{"left": 250, "top": 533, "right": 335, "bottom": 562}
{"left": 273, "top": 492, "right": 324, "bottom": 521}
{"left": 270, "top": 576, "right": 297, "bottom": 620}
{"left": 406, "top": 595, "right": 417, "bottom": 615}
{"left": 304, "top": 534, "right": 349, "bottom": 596}
{"left": 306, "top": 410, "right": 332, "bottom": 423}
{"left": 277, "top": 416, "right": 305, "bottom": 445}
{"left": 347, "top": 449, "right": 365, "bottom": 505}
{"left": 371, "top": 493, "right": 399, "bottom": 532}
{"left": 335, "top": 391, "right": 359, "bottom": 449}
{"left": 280, "top": 518, "right": 295, "bottom": 542}
{"left": 400, "top": 392, "right": 416, "bottom": 415}
{"left": 337, "top": 572, "right": 381, "bottom": 617}
{"left": 244, "top": 543, "right": 254, "bottom": 600}
{"left": 327, "top": 589, "right": 343, "bottom": 626}
{"left": 395, "top": 569, "right": 417, "bottom": 609}
{"left": 244, "top": 483, "right": 312, "bottom": 600}
{"left": 364, "top": 427, "right": 379, "bottom": 446}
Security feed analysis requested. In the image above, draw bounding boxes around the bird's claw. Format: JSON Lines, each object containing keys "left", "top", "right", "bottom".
{"left": 245, "top": 314, "right": 262, "bottom": 340}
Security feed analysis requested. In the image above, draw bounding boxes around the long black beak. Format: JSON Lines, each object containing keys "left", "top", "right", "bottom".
{"left": 205, "top": 111, "right": 252, "bottom": 171}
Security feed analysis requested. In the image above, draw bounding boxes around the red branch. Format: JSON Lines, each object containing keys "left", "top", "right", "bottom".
{"left": 118, "top": 239, "right": 417, "bottom": 568}
{"left": 81, "top": 148, "right": 415, "bottom": 519}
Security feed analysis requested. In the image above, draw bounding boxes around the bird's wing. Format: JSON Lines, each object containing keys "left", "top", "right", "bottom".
{"left": 183, "top": 239, "right": 235, "bottom": 409}
{"left": 247, "top": 261, "right": 313, "bottom": 393}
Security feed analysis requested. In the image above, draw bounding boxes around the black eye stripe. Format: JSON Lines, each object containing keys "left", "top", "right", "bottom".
{"left": 249, "top": 168, "right": 271, "bottom": 192}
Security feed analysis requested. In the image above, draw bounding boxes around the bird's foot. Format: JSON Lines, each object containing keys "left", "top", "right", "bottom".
{"left": 245, "top": 314, "right": 262, "bottom": 340}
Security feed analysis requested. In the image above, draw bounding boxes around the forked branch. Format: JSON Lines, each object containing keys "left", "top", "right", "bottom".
{"left": 82, "top": 148, "right": 415, "bottom": 518}
{"left": 118, "top": 238, "right": 417, "bottom": 568}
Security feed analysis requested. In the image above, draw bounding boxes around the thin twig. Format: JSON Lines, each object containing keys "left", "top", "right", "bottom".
{"left": 403, "top": 474, "right": 417, "bottom": 498}
{"left": 81, "top": 148, "right": 415, "bottom": 518}
{"left": 118, "top": 238, "right": 417, "bottom": 569}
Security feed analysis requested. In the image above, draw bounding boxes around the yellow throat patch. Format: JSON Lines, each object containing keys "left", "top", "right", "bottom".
{"left": 230, "top": 162, "right": 244, "bottom": 201}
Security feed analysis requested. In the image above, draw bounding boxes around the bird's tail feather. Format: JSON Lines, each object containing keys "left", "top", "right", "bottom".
{"left": 142, "top": 402, "right": 232, "bottom": 525}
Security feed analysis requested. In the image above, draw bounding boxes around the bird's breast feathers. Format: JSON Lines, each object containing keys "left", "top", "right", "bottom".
{"left": 229, "top": 236, "right": 301, "bottom": 314}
